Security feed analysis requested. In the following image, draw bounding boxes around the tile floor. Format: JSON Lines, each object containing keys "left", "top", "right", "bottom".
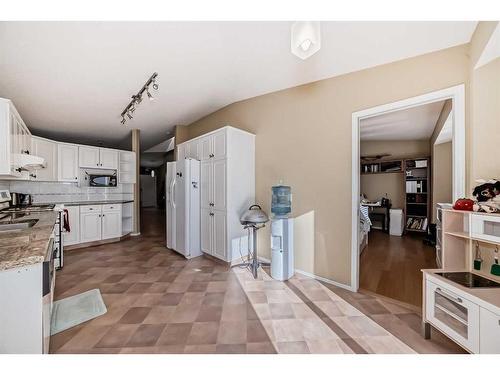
{"left": 50, "top": 208, "right": 464, "bottom": 354}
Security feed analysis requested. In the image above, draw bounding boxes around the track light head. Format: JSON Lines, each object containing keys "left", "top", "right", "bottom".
{"left": 130, "top": 104, "right": 136, "bottom": 113}
{"left": 152, "top": 82, "right": 159, "bottom": 90}
{"left": 146, "top": 88, "right": 154, "bottom": 101}
{"left": 121, "top": 117, "right": 126, "bottom": 125}
{"left": 127, "top": 112, "right": 133, "bottom": 120}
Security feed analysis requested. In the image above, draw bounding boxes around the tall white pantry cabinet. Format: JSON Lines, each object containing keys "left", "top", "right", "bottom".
{"left": 177, "top": 126, "right": 255, "bottom": 262}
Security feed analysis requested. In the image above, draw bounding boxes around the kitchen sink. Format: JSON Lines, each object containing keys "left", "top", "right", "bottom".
{"left": 0, "top": 219, "right": 39, "bottom": 232}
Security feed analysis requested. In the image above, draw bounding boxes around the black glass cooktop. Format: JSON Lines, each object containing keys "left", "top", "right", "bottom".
{"left": 436, "top": 272, "right": 500, "bottom": 288}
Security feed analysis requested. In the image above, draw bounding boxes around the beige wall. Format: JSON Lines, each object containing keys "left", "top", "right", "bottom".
{"left": 429, "top": 100, "right": 453, "bottom": 222}
{"left": 432, "top": 142, "right": 453, "bottom": 222}
{"left": 360, "top": 140, "right": 430, "bottom": 209}
{"left": 469, "top": 22, "right": 500, "bottom": 189}
{"left": 181, "top": 44, "right": 469, "bottom": 287}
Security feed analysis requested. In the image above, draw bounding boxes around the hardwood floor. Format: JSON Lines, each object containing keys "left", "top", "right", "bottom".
{"left": 359, "top": 229, "right": 437, "bottom": 308}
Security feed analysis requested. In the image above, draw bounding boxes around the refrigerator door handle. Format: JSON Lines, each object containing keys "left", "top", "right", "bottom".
{"left": 171, "top": 177, "right": 177, "bottom": 209}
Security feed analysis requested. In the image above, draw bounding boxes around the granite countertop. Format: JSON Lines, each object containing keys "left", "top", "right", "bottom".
{"left": 0, "top": 211, "right": 58, "bottom": 271}
{"left": 41, "top": 200, "right": 134, "bottom": 207}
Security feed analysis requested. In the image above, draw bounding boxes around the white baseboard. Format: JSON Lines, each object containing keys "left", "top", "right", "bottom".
{"left": 257, "top": 256, "right": 353, "bottom": 292}
{"left": 130, "top": 232, "right": 141, "bottom": 236}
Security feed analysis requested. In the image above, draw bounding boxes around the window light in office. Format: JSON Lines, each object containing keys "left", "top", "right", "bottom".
{"left": 291, "top": 22, "right": 321, "bottom": 60}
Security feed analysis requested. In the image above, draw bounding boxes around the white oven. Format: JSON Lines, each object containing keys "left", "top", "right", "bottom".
{"left": 426, "top": 279, "right": 479, "bottom": 352}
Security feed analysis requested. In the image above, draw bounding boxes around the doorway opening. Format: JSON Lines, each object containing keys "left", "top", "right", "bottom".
{"left": 351, "top": 85, "right": 465, "bottom": 307}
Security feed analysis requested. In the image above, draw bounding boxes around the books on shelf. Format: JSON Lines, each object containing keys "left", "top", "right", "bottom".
{"left": 406, "top": 180, "right": 425, "bottom": 193}
{"left": 406, "top": 217, "right": 428, "bottom": 231}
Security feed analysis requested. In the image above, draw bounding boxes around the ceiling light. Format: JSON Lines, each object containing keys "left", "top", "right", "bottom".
{"left": 119, "top": 72, "right": 158, "bottom": 124}
{"left": 291, "top": 22, "right": 321, "bottom": 60}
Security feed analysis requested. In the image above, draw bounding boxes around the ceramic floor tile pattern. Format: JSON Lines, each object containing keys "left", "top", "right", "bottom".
{"left": 50, "top": 208, "right": 464, "bottom": 354}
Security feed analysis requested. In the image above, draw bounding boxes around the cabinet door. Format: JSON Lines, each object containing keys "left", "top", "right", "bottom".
{"left": 79, "top": 146, "right": 100, "bottom": 168}
{"left": 119, "top": 151, "right": 136, "bottom": 184}
{"left": 19, "top": 120, "right": 31, "bottom": 155}
{"left": 63, "top": 206, "right": 80, "bottom": 245}
{"left": 187, "top": 140, "right": 201, "bottom": 160}
{"left": 201, "top": 208, "right": 212, "bottom": 255}
{"left": 200, "top": 161, "right": 212, "bottom": 209}
{"left": 480, "top": 307, "right": 500, "bottom": 353}
{"left": 31, "top": 137, "right": 57, "bottom": 181}
{"left": 58, "top": 144, "right": 79, "bottom": 182}
{"left": 200, "top": 136, "right": 212, "bottom": 161}
{"left": 212, "top": 159, "right": 226, "bottom": 211}
{"left": 100, "top": 149, "right": 118, "bottom": 169}
{"left": 213, "top": 211, "right": 227, "bottom": 260}
{"left": 212, "top": 131, "right": 226, "bottom": 159}
{"left": 101, "top": 211, "right": 122, "bottom": 239}
{"left": 80, "top": 212, "right": 102, "bottom": 243}
{"left": 177, "top": 143, "right": 186, "bottom": 161}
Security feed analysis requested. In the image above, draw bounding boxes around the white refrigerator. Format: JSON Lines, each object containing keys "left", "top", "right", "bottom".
{"left": 166, "top": 158, "right": 202, "bottom": 258}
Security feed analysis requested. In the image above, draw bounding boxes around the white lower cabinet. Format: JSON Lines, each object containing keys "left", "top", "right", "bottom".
{"left": 80, "top": 206, "right": 102, "bottom": 243}
{"left": 201, "top": 208, "right": 212, "bottom": 254}
{"left": 201, "top": 209, "right": 226, "bottom": 261}
{"left": 63, "top": 206, "right": 80, "bottom": 245}
{"left": 102, "top": 205, "right": 122, "bottom": 239}
{"left": 79, "top": 204, "right": 122, "bottom": 244}
{"left": 213, "top": 211, "right": 227, "bottom": 260}
{"left": 425, "top": 275, "right": 500, "bottom": 353}
{"left": 480, "top": 307, "right": 500, "bottom": 353}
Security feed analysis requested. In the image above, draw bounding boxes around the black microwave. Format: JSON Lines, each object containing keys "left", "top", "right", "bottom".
{"left": 89, "top": 174, "right": 117, "bottom": 187}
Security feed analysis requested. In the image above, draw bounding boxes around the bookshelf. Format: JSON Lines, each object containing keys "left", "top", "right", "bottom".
{"left": 405, "top": 157, "right": 430, "bottom": 233}
{"left": 361, "top": 159, "right": 403, "bottom": 175}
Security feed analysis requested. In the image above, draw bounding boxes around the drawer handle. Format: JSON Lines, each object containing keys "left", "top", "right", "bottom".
{"left": 436, "top": 287, "right": 462, "bottom": 304}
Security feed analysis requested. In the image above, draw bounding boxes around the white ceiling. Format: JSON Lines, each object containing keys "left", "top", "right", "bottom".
{"left": 0, "top": 21, "right": 477, "bottom": 149}
{"left": 360, "top": 100, "right": 446, "bottom": 141}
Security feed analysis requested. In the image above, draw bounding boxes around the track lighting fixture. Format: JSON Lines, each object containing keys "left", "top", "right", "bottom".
{"left": 120, "top": 72, "right": 158, "bottom": 125}
{"left": 146, "top": 88, "right": 154, "bottom": 101}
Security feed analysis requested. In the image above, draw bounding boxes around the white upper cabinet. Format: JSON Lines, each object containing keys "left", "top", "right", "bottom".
{"left": 100, "top": 149, "right": 118, "bottom": 169}
{"left": 118, "top": 151, "right": 136, "bottom": 184}
{"left": 57, "top": 143, "right": 79, "bottom": 182}
{"left": 31, "top": 137, "right": 57, "bottom": 181}
{"left": 79, "top": 146, "right": 100, "bottom": 168}
{"left": 186, "top": 140, "right": 201, "bottom": 160}
{"left": 177, "top": 143, "right": 186, "bottom": 161}
{"left": 79, "top": 146, "right": 118, "bottom": 169}
{"left": 212, "top": 131, "right": 226, "bottom": 159}
{"left": 200, "top": 136, "right": 212, "bottom": 161}
{"left": 0, "top": 99, "right": 32, "bottom": 178}
{"left": 212, "top": 159, "right": 226, "bottom": 211}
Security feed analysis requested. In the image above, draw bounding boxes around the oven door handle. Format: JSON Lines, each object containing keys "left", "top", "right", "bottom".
{"left": 436, "top": 287, "right": 463, "bottom": 304}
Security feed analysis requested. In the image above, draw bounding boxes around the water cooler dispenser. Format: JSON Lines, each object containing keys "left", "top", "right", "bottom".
{"left": 270, "top": 185, "right": 294, "bottom": 281}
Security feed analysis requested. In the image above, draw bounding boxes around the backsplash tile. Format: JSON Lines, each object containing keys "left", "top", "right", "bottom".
{"left": 5, "top": 180, "right": 134, "bottom": 204}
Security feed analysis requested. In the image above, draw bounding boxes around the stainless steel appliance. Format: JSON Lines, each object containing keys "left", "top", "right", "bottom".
{"left": 89, "top": 173, "right": 117, "bottom": 187}
{"left": 235, "top": 205, "right": 270, "bottom": 279}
